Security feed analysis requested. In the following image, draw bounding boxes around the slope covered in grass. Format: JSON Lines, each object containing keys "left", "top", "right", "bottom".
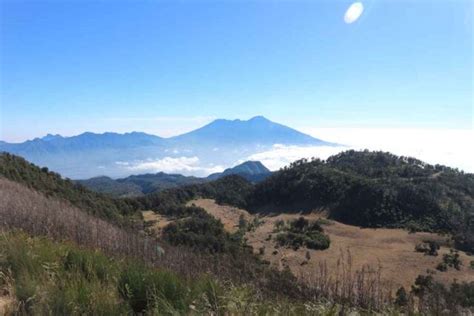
{"left": 0, "top": 153, "right": 137, "bottom": 223}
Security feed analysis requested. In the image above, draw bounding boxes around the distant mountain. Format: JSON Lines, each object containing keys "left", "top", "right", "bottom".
{"left": 207, "top": 161, "right": 271, "bottom": 182}
{"left": 0, "top": 116, "right": 334, "bottom": 179}
{"left": 118, "top": 172, "right": 204, "bottom": 194}
{"left": 169, "top": 116, "right": 326, "bottom": 146}
{"left": 79, "top": 160, "right": 272, "bottom": 197}
{"left": 76, "top": 176, "right": 144, "bottom": 197}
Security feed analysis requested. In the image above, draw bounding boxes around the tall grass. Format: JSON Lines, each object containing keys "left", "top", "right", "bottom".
{"left": 0, "top": 231, "right": 387, "bottom": 315}
{"left": 301, "top": 250, "right": 392, "bottom": 311}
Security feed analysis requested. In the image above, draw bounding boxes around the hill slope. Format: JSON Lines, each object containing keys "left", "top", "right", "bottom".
{"left": 207, "top": 160, "right": 272, "bottom": 182}
{"left": 0, "top": 153, "right": 136, "bottom": 222}
{"left": 247, "top": 151, "right": 474, "bottom": 252}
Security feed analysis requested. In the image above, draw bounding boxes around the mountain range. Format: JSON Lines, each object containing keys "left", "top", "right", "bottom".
{"left": 0, "top": 116, "right": 333, "bottom": 179}
{"left": 77, "top": 161, "right": 271, "bottom": 197}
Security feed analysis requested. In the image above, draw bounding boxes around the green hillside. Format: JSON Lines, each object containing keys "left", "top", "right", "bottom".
{"left": 248, "top": 150, "right": 474, "bottom": 252}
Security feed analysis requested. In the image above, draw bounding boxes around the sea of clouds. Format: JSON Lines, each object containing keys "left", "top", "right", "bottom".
{"left": 247, "top": 128, "right": 474, "bottom": 173}
{"left": 119, "top": 128, "right": 473, "bottom": 176}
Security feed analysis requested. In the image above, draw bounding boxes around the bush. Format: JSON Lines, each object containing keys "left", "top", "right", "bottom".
{"left": 162, "top": 212, "right": 239, "bottom": 253}
{"left": 395, "top": 286, "right": 408, "bottom": 307}
{"left": 415, "top": 240, "right": 440, "bottom": 256}
{"left": 274, "top": 217, "right": 330, "bottom": 251}
{"left": 436, "top": 250, "right": 462, "bottom": 272}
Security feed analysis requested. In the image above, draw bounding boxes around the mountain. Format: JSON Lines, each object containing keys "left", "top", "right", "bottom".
{"left": 207, "top": 161, "right": 271, "bottom": 182}
{"left": 79, "top": 160, "right": 272, "bottom": 197}
{"left": 169, "top": 116, "right": 328, "bottom": 146}
{"left": 0, "top": 116, "right": 334, "bottom": 179}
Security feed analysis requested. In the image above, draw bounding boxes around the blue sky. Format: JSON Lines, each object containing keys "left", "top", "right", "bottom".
{"left": 0, "top": 0, "right": 472, "bottom": 142}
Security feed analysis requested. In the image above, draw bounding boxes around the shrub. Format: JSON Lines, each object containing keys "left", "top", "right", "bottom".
{"left": 162, "top": 212, "right": 239, "bottom": 253}
{"left": 395, "top": 286, "right": 408, "bottom": 307}
{"left": 274, "top": 217, "right": 330, "bottom": 251}
{"left": 443, "top": 249, "right": 462, "bottom": 270}
{"left": 415, "top": 240, "right": 440, "bottom": 256}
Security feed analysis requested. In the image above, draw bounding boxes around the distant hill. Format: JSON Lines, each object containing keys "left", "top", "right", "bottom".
{"left": 78, "top": 160, "right": 272, "bottom": 197}
{"left": 0, "top": 116, "right": 333, "bottom": 179}
{"left": 76, "top": 176, "right": 144, "bottom": 197}
{"left": 207, "top": 161, "right": 271, "bottom": 182}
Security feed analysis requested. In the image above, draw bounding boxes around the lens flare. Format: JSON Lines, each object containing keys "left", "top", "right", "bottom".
{"left": 344, "top": 2, "right": 364, "bottom": 24}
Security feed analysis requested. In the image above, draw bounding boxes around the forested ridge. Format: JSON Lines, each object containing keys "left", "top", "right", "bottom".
{"left": 247, "top": 150, "right": 474, "bottom": 252}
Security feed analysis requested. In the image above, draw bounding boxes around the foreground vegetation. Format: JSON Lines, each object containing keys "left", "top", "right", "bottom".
{"left": 3, "top": 232, "right": 472, "bottom": 315}
{"left": 0, "top": 231, "right": 315, "bottom": 315}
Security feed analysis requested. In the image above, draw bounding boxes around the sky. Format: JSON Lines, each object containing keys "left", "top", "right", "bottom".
{"left": 0, "top": 0, "right": 472, "bottom": 170}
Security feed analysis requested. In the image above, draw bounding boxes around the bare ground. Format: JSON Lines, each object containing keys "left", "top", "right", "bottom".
{"left": 190, "top": 198, "right": 474, "bottom": 289}
{"left": 142, "top": 210, "right": 172, "bottom": 235}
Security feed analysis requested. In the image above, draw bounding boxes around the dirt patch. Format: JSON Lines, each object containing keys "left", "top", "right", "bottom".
{"left": 0, "top": 296, "right": 14, "bottom": 315}
{"left": 141, "top": 211, "right": 172, "bottom": 235}
{"left": 191, "top": 198, "right": 474, "bottom": 289}
{"left": 187, "top": 199, "right": 252, "bottom": 233}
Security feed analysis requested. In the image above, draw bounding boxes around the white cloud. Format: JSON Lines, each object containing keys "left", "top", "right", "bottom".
{"left": 244, "top": 128, "right": 473, "bottom": 173}
{"left": 122, "top": 156, "right": 224, "bottom": 176}
{"left": 304, "top": 128, "right": 474, "bottom": 172}
{"left": 245, "top": 145, "right": 347, "bottom": 171}
{"left": 344, "top": 2, "right": 364, "bottom": 24}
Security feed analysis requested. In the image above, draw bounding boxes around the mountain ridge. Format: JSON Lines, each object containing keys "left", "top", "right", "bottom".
{"left": 0, "top": 116, "right": 334, "bottom": 178}
{"left": 78, "top": 160, "right": 272, "bottom": 197}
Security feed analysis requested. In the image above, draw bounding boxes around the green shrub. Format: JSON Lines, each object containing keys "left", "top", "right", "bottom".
{"left": 415, "top": 240, "right": 440, "bottom": 256}
{"left": 395, "top": 286, "right": 408, "bottom": 307}
{"left": 163, "top": 211, "right": 240, "bottom": 253}
{"left": 274, "top": 217, "right": 330, "bottom": 251}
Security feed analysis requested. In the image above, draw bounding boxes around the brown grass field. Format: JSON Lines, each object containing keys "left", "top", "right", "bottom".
{"left": 189, "top": 198, "right": 474, "bottom": 289}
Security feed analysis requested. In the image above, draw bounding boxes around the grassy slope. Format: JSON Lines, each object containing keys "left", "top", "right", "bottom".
{"left": 0, "top": 231, "right": 362, "bottom": 315}
{"left": 0, "top": 153, "right": 137, "bottom": 223}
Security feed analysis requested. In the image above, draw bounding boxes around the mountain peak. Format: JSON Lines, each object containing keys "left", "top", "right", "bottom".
{"left": 248, "top": 115, "right": 270, "bottom": 122}
{"left": 42, "top": 134, "right": 63, "bottom": 141}
{"left": 207, "top": 160, "right": 272, "bottom": 182}
{"left": 172, "top": 116, "right": 329, "bottom": 146}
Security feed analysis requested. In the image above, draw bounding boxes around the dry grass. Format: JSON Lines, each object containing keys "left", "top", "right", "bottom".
{"left": 186, "top": 199, "right": 251, "bottom": 233}
{"left": 141, "top": 210, "right": 172, "bottom": 235}
{"left": 191, "top": 198, "right": 474, "bottom": 289}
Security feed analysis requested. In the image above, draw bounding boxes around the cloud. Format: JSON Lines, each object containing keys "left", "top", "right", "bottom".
{"left": 244, "top": 128, "right": 473, "bottom": 173}
{"left": 120, "top": 156, "right": 224, "bottom": 176}
{"left": 344, "top": 2, "right": 364, "bottom": 24}
{"left": 302, "top": 127, "right": 474, "bottom": 172}
{"left": 244, "top": 145, "right": 347, "bottom": 171}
